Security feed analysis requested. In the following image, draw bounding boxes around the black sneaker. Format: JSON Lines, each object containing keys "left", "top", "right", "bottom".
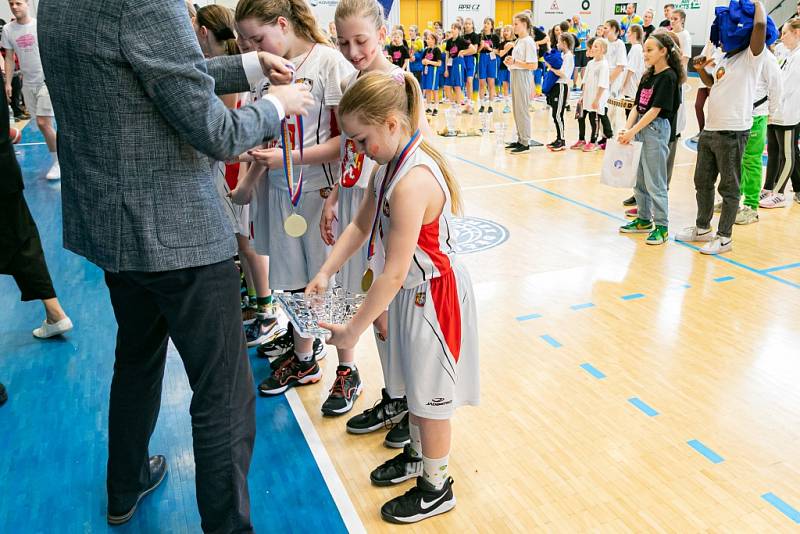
{"left": 623, "top": 195, "right": 637, "bottom": 207}
{"left": 549, "top": 139, "right": 566, "bottom": 151}
{"left": 0, "top": 383, "right": 7, "bottom": 406}
{"left": 545, "top": 140, "right": 558, "bottom": 149}
{"left": 258, "top": 355, "right": 322, "bottom": 396}
{"left": 257, "top": 323, "right": 293, "bottom": 358}
{"left": 269, "top": 337, "right": 326, "bottom": 369}
{"left": 346, "top": 388, "right": 408, "bottom": 434}
{"left": 321, "top": 366, "right": 363, "bottom": 416}
{"left": 380, "top": 476, "right": 456, "bottom": 524}
{"left": 425, "top": 108, "right": 432, "bottom": 114}
{"left": 384, "top": 413, "right": 410, "bottom": 448}
{"left": 478, "top": 105, "right": 485, "bottom": 113}
{"left": 245, "top": 315, "right": 278, "bottom": 347}
{"left": 370, "top": 444, "right": 423, "bottom": 486}
{"left": 505, "top": 141, "right": 522, "bottom": 150}
{"left": 487, "top": 106, "right": 493, "bottom": 113}
{"left": 432, "top": 109, "right": 438, "bottom": 116}
{"left": 509, "top": 144, "right": 530, "bottom": 154}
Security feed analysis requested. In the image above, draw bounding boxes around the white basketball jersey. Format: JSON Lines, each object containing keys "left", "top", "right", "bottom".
{"left": 378, "top": 147, "right": 457, "bottom": 290}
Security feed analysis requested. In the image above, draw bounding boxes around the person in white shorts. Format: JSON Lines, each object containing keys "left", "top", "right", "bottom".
{"left": 308, "top": 71, "right": 479, "bottom": 525}
{"left": 2, "top": 0, "right": 59, "bottom": 179}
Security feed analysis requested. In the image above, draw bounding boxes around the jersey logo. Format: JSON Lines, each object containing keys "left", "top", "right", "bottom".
{"left": 295, "top": 78, "right": 314, "bottom": 91}
{"left": 340, "top": 139, "right": 365, "bottom": 187}
{"left": 715, "top": 66, "right": 726, "bottom": 81}
{"left": 415, "top": 291, "right": 426, "bottom": 307}
{"left": 382, "top": 199, "right": 391, "bottom": 217}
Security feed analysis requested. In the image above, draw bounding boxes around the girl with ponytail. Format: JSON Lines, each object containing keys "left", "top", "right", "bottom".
{"left": 307, "top": 70, "right": 478, "bottom": 525}
{"left": 617, "top": 32, "right": 683, "bottom": 245}
{"left": 194, "top": 5, "right": 240, "bottom": 58}
{"left": 234, "top": 0, "right": 356, "bottom": 397}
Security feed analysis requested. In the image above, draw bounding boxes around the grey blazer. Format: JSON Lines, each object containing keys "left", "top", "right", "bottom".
{"left": 38, "top": 0, "right": 282, "bottom": 272}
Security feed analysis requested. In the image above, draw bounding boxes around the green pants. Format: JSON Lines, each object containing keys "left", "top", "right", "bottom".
{"left": 741, "top": 115, "right": 767, "bottom": 209}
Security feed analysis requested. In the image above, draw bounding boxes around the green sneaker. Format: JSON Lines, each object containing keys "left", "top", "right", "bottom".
{"left": 619, "top": 218, "right": 654, "bottom": 234}
{"left": 645, "top": 225, "right": 669, "bottom": 245}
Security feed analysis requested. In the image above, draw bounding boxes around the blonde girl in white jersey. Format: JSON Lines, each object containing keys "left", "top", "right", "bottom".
{"left": 315, "top": 0, "right": 436, "bottom": 439}
{"left": 234, "top": 0, "right": 355, "bottom": 396}
{"left": 307, "top": 71, "right": 479, "bottom": 524}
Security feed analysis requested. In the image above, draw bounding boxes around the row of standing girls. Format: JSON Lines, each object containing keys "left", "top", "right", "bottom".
{"left": 210, "top": 0, "right": 479, "bottom": 524}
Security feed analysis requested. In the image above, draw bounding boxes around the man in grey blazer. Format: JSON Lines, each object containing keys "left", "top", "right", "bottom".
{"left": 38, "top": 1, "right": 312, "bottom": 531}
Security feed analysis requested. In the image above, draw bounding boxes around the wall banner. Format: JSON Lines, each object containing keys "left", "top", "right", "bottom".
{"left": 442, "top": 0, "right": 495, "bottom": 31}
{"left": 536, "top": 0, "right": 604, "bottom": 32}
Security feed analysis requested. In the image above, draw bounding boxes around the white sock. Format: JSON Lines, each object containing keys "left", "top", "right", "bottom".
{"left": 50, "top": 151, "right": 58, "bottom": 163}
{"left": 295, "top": 350, "right": 313, "bottom": 362}
{"left": 422, "top": 454, "right": 449, "bottom": 490}
{"left": 408, "top": 421, "right": 422, "bottom": 458}
{"left": 339, "top": 360, "right": 355, "bottom": 370}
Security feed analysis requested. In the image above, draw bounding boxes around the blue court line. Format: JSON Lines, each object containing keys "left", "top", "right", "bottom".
{"left": 621, "top": 293, "right": 645, "bottom": 301}
{"left": 540, "top": 334, "right": 562, "bottom": 348}
{"left": 580, "top": 363, "right": 606, "bottom": 379}
{"left": 452, "top": 154, "right": 800, "bottom": 290}
{"left": 687, "top": 440, "right": 724, "bottom": 464}
{"left": 761, "top": 262, "right": 800, "bottom": 274}
{"left": 516, "top": 312, "right": 543, "bottom": 321}
{"left": 714, "top": 276, "right": 735, "bottom": 283}
{"left": 762, "top": 493, "right": 800, "bottom": 524}
{"left": 628, "top": 397, "right": 659, "bottom": 417}
{"left": 570, "top": 302, "right": 595, "bottom": 311}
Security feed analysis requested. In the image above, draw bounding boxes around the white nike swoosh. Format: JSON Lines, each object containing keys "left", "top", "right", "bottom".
{"left": 420, "top": 493, "right": 446, "bottom": 511}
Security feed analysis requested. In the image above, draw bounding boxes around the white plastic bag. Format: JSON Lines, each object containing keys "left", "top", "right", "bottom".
{"left": 600, "top": 139, "right": 642, "bottom": 188}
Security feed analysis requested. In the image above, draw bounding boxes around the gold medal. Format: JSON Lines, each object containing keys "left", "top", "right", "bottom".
{"left": 361, "top": 268, "right": 374, "bottom": 292}
{"left": 284, "top": 213, "right": 307, "bottom": 238}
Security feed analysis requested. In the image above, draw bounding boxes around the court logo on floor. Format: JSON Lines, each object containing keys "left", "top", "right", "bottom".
{"left": 451, "top": 216, "right": 509, "bottom": 254}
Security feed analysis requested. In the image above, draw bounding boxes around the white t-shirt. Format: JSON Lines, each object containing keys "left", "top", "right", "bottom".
{"left": 676, "top": 30, "right": 692, "bottom": 60}
{"left": 622, "top": 43, "right": 645, "bottom": 98}
{"left": 0, "top": 19, "right": 45, "bottom": 87}
{"left": 269, "top": 44, "right": 355, "bottom": 191}
{"left": 582, "top": 58, "right": 609, "bottom": 112}
{"left": 754, "top": 49, "right": 781, "bottom": 118}
{"left": 706, "top": 47, "right": 766, "bottom": 131}
{"left": 510, "top": 35, "right": 537, "bottom": 68}
{"left": 606, "top": 38, "right": 627, "bottom": 95}
{"left": 558, "top": 52, "right": 574, "bottom": 84}
{"left": 770, "top": 47, "right": 800, "bottom": 126}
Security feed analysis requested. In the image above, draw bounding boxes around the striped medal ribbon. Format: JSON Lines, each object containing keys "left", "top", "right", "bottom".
{"left": 361, "top": 129, "right": 423, "bottom": 292}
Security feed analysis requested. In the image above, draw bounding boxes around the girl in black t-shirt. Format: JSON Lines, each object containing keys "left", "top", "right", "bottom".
{"left": 618, "top": 33, "right": 686, "bottom": 245}
{"left": 443, "top": 23, "right": 474, "bottom": 112}
{"left": 477, "top": 18, "right": 500, "bottom": 113}
{"left": 421, "top": 32, "right": 443, "bottom": 115}
{"left": 387, "top": 29, "right": 410, "bottom": 70}
{"left": 462, "top": 18, "right": 481, "bottom": 105}
{"left": 495, "top": 25, "right": 515, "bottom": 113}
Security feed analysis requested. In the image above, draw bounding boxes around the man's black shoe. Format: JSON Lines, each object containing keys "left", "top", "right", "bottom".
{"left": 107, "top": 455, "right": 168, "bottom": 526}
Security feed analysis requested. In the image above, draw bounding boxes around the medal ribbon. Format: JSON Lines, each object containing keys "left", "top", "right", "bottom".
{"left": 281, "top": 63, "right": 305, "bottom": 208}
{"left": 366, "top": 129, "right": 422, "bottom": 261}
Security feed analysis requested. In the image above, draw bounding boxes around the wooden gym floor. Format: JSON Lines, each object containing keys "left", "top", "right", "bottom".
{"left": 297, "top": 78, "right": 800, "bottom": 532}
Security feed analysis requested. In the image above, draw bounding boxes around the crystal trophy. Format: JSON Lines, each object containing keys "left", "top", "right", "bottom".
{"left": 275, "top": 288, "right": 365, "bottom": 338}
{"left": 444, "top": 107, "right": 458, "bottom": 136}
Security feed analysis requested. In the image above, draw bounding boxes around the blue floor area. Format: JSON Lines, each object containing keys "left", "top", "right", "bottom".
{"left": 0, "top": 125, "right": 348, "bottom": 533}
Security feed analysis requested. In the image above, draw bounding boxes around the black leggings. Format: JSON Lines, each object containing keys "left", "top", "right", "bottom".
{"left": 765, "top": 123, "right": 800, "bottom": 194}
{"left": 547, "top": 84, "right": 569, "bottom": 142}
{"left": 588, "top": 111, "right": 613, "bottom": 143}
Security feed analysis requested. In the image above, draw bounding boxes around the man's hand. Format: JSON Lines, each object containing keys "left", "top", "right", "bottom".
{"left": 258, "top": 51, "right": 294, "bottom": 85}
{"left": 269, "top": 83, "right": 314, "bottom": 117}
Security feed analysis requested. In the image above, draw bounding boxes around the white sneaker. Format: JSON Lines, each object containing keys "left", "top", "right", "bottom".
{"left": 759, "top": 189, "right": 771, "bottom": 201}
{"left": 676, "top": 226, "right": 715, "bottom": 243}
{"left": 759, "top": 192, "right": 786, "bottom": 209}
{"left": 735, "top": 206, "right": 759, "bottom": 225}
{"left": 700, "top": 236, "right": 732, "bottom": 255}
{"left": 713, "top": 200, "right": 723, "bottom": 213}
{"left": 32, "top": 317, "right": 73, "bottom": 339}
{"left": 45, "top": 161, "right": 61, "bottom": 180}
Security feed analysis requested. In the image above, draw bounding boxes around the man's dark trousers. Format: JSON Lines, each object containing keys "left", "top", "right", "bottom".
{"left": 104, "top": 259, "right": 255, "bottom": 534}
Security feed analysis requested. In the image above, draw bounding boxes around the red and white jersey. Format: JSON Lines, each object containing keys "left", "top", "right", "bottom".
{"left": 378, "top": 147, "right": 457, "bottom": 290}
{"left": 269, "top": 44, "right": 355, "bottom": 192}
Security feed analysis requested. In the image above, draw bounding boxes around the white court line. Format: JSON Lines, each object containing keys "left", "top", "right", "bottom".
{"left": 462, "top": 162, "right": 694, "bottom": 191}
{"left": 16, "top": 141, "right": 47, "bottom": 147}
{"left": 285, "top": 388, "right": 367, "bottom": 534}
